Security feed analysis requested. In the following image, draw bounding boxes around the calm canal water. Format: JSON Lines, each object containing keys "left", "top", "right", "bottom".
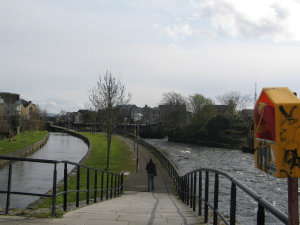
{"left": 0, "top": 132, "right": 88, "bottom": 209}
{"left": 146, "top": 138, "right": 292, "bottom": 225}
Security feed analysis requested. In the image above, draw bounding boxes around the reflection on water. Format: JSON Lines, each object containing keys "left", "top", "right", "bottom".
{"left": 0, "top": 132, "right": 88, "bottom": 209}
{"left": 146, "top": 138, "right": 290, "bottom": 225}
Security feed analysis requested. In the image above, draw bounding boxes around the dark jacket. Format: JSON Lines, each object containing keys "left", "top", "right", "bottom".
{"left": 146, "top": 160, "right": 156, "bottom": 175}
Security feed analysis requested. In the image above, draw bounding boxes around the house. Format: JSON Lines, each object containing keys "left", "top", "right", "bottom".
{"left": 131, "top": 106, "right": 142, "bottom": 123}
{"left": 74, "top": 110, "right": 97, "bottom": 124}
{"left": 0, "top": 98, "right": 4, "bottom": 120}
{"left": 139, "top": 105, "right": 160, "bottom": 125}
{"left": 118, "top": 104, "right": 137, "bottom": 123}
{"left": 129, "top": 105, "right": 160, "bottom": 125}
{"left": 20, "top": 100, "right": 37, "bottom": 119}
{"left": 0, "top": 92, "right": 20, "bottom": 117}
{"left": 74, "top": 112, "right": 82, "bottom": 124}
{"left": 118, "top": 104, "right": 187, "bottom": 127}
{"left": 147, "top": 106, "right": 160, "bottom": 125}
{"left": 0, "top": 92, "right": 37, "bottom": 119}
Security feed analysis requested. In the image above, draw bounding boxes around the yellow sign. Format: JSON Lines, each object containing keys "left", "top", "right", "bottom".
{"left": 254, "top": 87, "right": 300, "bottom": 178}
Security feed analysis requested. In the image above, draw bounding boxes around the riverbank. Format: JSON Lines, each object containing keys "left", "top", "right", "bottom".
{"left": 168, "top": 129, "right": 249, "bottom": 150}
{"left": 0, "top": 131, "right": 49, "bottom": 168}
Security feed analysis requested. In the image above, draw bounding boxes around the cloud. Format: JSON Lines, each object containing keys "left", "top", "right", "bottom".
{"left": 166, "top": 23, "right": 194, "bottom": 40}
{"left": 163, "top": 0, "right": 300, "bottom": 43}
{"left": 1, "top": 0, "right": 300, "bottom": 114}
{"left": 197, "top": 0, "right": 300, "bottom": 42}
{"left": 37, "top": 99, "right": 85, "bottom": 114}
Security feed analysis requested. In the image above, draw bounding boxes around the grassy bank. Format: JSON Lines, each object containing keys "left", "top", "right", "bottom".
{"left": 0, "top": 131, "right": 48, "bottom": 155}
{"left": 39, "top": 132, "right": 135, "bottom": 208}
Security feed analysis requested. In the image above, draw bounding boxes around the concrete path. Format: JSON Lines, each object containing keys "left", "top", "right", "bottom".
{"left": 0, "top": 136, "right": 202, "bottom": 225}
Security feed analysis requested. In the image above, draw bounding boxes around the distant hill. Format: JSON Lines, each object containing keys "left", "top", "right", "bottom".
{"left": 47, "top": 113, "right": 58, "bottom": 117}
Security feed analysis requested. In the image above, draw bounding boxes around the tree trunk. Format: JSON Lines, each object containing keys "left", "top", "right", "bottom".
{"left": 106, "top": 107, "right": 112, "bottom": 171}
{"left": 106, "top": 132, "right": 111, "bottom": 170}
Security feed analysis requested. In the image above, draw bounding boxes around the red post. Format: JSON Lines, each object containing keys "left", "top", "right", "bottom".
{"left": 288, "top": 178, "right": 299, "bottom": 225}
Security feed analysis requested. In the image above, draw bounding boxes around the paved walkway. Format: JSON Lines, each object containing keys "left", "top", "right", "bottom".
{"left": 0, "top": 136, "right": 202, "bottom": 225}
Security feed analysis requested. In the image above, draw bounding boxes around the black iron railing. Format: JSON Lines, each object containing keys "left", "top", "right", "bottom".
{"left": 133, "top": 135, "right": 288, "bottom": 225}
{"left": 0, "top": 156, "right": 124, "bottom": 216}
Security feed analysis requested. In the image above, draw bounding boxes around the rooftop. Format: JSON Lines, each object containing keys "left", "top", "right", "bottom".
{"left": 0, "top": 92, "right": 20, "bottom": 104}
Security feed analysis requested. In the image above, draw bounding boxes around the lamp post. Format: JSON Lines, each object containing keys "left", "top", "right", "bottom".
{"left": 134, "top": 113, "right": 143, "bottom": 173}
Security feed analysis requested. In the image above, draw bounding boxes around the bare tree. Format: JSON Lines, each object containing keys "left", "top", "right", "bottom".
{"left": 216, "top": 91, "right": 251, "bottom": 114}
{"left": 89, "top": 71, "right": 131, "bottom": 170}
{"left": 40, "top": 109, "right": 48, "bottom": 121}
{"left": 161, "top": 92, "right": 186, "bottom": 105}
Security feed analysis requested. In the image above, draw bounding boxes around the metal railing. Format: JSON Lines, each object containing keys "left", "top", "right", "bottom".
{"left": 0, "top": 156, "right": 124, "bottom": 216}
{"left": 135, "top": 137, "right": 288, "bottom": 225}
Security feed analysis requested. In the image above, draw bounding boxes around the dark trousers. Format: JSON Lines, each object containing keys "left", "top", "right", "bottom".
{"left": 147, "top": 173, "right": 154, "bottom": 191}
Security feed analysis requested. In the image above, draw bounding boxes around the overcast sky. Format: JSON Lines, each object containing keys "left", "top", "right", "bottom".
{"left": 1, "top": 0, "right": 300, "bottom": 114}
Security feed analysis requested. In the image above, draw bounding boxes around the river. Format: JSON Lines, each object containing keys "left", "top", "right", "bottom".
{"left": 146, "top": 138, "right": 291, "bottom": 225}
{"left": 0, "top": 132, "right": 88, "bottom": 209}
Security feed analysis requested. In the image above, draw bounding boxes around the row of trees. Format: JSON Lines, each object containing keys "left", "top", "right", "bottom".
{"left": 162, "top": 91, "right": 252, "bottom": 146}
{"left": 162, "top": 91, "right": 252, "bottom": 121}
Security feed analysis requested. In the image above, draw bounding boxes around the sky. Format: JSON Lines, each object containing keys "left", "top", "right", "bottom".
{"left": 1, "top": 0, "right": 300, "bottom": 114}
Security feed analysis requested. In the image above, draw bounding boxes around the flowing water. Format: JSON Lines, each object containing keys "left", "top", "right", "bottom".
{"left": 0, "top": 132, "right": 88, "bottom": 209}
{"left": 146, "top": 138, "right": 291, "bottom": 225}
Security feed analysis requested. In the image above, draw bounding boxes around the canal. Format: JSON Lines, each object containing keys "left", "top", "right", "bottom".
{"left": 146, "top": 138, "right": 291, "bottom": 225}
{"left": 0, "top": 132, "right": 88, "bottom": 209}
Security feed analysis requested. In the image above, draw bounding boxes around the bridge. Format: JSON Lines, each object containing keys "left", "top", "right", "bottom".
{"left": 0, "top": 132, "right": 289, "bottom": 225}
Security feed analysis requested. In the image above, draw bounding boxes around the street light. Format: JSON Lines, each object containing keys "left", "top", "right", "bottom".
{"left": 134, "top": 113, "right": 143, "bottom": 172}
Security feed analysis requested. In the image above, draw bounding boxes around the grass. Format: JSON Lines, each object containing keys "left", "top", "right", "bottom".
{"left": 0, "top": 130, "right": 48, "bottom": 155}
{"left": 38, "top": 132, "right": 136, "bottom": 208}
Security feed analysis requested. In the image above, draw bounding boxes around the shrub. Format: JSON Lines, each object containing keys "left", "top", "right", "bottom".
{"left": 206, "top": 115, "right": 231, "bottom": 141}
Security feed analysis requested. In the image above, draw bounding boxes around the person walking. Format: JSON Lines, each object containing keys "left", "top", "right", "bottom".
{"left": 146, "top": 159, "right": 156, "bottom": 191}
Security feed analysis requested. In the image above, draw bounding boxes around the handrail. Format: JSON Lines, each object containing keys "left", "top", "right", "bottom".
{"left": 0, "top": 155, "right": 58, "bottom": 164}
{"left": 0, "top": 156, "right": 121, "bottom": 176}
{"left": 0, "top": 156, "right": 124, "bottom": 216}
{"left": 183, "top": 168, "right": 288, "bottom": 224}
{"left": 119, "top": 131, "right": 289, "bottom": 225}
